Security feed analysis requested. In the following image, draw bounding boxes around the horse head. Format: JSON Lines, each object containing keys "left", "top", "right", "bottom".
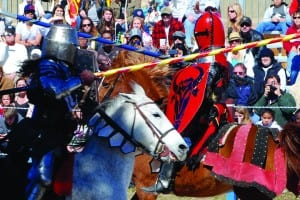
{"left": 90, "top": 82, "right": 189, "bottom": 161}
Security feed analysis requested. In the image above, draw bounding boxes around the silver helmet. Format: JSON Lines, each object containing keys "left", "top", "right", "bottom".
{"left": 42, "top": 24, "right": 78, "bottom": 65}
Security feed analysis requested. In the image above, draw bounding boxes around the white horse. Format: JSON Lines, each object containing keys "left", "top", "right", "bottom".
{"left": 66, "top": 83, "right": 189, "bottom": 200}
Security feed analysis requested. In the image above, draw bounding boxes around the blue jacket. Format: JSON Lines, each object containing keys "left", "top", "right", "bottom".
{"left": 225, "top": 75, "right": 258, "bottom": 106}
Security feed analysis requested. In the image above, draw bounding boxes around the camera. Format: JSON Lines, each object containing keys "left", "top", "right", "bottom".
{"left": 268, "top": 81, "right": 276, "bottom": 93}
{"left": 269, "top": 85, "right": 276, "bottom": 93}
{"left": 267, "top": 81, "right": 277, "bottom": 99}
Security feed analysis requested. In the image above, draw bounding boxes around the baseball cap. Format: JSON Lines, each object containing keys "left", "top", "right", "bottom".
{"left": 133, "top": 9, "right": 145, "bottom": 19}
{"left": 24, "top": 4, "right": 35, "bottom": 13}
{"left": 172, "top": 31, "right": 186, "bottom": 39}
{"left": 129, "top": 28, "right": 142, "bottom": 41}
{"left": 160, "top": 7, "right": 172, "bottom": 15}
{"left": 4, "top": 25, "right": 15, "bottom": 36}
{"left": 240, "top": 16, "right": 252, "bottom": 26}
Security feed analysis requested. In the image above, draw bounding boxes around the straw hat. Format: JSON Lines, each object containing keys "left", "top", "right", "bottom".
{"left": 229, "top": 32, "right": 242, "bottom": 42}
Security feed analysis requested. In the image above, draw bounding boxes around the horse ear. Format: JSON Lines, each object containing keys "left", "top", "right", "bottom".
{"left": 130, "top": 81, "right": 146, "bottom": 96}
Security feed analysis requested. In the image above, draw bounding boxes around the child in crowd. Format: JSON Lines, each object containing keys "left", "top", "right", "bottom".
{"left": 234, "top": 107, "right": 252, "bottom": 124}
{"left": 256, "top": 108, "right": 283, "bottom": 131}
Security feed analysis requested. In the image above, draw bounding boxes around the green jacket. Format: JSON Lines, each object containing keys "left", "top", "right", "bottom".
{"left": 254, "top": 91, "right": 296, "bottom": 127}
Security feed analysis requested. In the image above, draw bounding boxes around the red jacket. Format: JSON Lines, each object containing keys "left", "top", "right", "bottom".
{"left": 151, "top": 18, "right": 185, "bottom": 49}
{"left": 283, "top": 24, "right": 300, "bottom": 53}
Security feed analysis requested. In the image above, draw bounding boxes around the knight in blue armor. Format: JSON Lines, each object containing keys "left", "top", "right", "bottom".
{"left": 19, "top": 24, "right": 98, "bottom": 200}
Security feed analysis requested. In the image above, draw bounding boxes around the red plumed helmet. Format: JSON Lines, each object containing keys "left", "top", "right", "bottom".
{"left": 194, "top": 11, "right": 225, "bottom": 51}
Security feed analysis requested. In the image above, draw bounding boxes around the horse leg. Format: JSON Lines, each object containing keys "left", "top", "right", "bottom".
{"left": 132, "top": 154, "right": 158, "bottom": 200}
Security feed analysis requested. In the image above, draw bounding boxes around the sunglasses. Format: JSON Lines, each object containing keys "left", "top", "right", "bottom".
{"left": 241, "top": 23, "right": 250, "bottom": 27}
{"left": 228, "top": 10, "right": 235, "bottom": 13}
{"left": 233, "top": 71, "right": 244, "bottom": 75}
{"left": 82, "top": 23, "right": 92, "bottom": 27}
{"left": 173, "top": 36, "right": 184, "bottom": 40}
{"left": 293, "top": 16, "right": 300, "bottom": 19}
{"left": 229, "top": 40, "right": 241, "bottom": 43}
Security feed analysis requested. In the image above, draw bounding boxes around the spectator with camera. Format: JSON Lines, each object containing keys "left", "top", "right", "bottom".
{"left": 253, "top": 47, "right": 287, "bottom": 97}
{"left": 254, "top": 74, "right": 296, "bottom": 127}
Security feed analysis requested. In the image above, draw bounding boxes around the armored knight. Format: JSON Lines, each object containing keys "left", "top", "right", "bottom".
{"left": 20, "top": 24, "right": 98, "bottom": 200}
{"left": 143, "top": 10, "right": 232, "bottom": 194}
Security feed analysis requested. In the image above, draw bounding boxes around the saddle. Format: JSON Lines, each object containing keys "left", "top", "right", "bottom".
{"left": 204, "top": 123, "right": 286, "bottom": 199}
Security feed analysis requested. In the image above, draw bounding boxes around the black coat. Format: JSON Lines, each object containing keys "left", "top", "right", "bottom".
{"left": 253, "top": 60, "right": 283, "bottom": 97}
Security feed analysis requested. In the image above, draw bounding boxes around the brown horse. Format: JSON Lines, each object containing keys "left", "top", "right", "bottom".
{"left": 96, "top": 50, "right": 300, "bottom": 200}
{"left": 131, "top": 122, "right": 300, "bottom": 200}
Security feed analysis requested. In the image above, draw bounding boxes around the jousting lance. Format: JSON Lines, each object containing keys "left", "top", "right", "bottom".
{"left": 94, "top": 33, "right": 300, "bottom": 77}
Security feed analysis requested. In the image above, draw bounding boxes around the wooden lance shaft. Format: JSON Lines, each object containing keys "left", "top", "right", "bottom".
{"left": 94, "top": 33, "right": 300, "bottom": 78}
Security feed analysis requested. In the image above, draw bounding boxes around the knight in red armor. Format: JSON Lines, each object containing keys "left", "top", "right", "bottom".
{"left": 143, "top": 9, "right": 233, "bottom": 194}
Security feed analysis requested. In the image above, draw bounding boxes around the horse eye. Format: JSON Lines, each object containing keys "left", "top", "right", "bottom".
{"left": 102, "top": 82, "right": 110, "bottom": 88}
{"left": 152, "top": 113, "right": 161, "bottom": 118}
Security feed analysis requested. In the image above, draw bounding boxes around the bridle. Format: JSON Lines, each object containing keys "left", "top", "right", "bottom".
{"left": 97, "top": 99, "right": 176, "bottom": 158}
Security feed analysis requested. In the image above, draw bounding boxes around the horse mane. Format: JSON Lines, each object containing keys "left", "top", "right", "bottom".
{"left": 107, "top": 50, "right": 173, "bottom": 108}
{"left": 19, "top": 58, "right": 41, "bottom": 77}
{"left": 280, "top": 122, "right": 300, "bottom": 179}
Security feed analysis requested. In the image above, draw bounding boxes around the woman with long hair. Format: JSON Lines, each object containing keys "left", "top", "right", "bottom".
{"left": 226, "top": 2, "right": 244, "bottom": 39}
{"left": 97, "top": 7, "right": 122, "bottom": 40}
{"left": 79, "top": 16, "right": 100, "bottom": 50}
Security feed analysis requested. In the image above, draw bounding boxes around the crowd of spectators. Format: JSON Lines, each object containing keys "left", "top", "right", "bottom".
{"left": 0, "top": 0, "right": 299, "bottom": 197}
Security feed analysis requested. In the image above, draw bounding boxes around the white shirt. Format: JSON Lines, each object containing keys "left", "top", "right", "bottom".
{"left": 0, "top": 42, "right": 28, "bottom": 74}
{"left": 16, "top": 22, "right": 41, "bottom": 42}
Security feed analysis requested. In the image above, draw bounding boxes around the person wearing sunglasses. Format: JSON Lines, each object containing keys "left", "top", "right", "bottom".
{"left": 79, "top": 16, "right": 100, "bottom": 50}
{"left": 226, "top": 31, "right": 255, "bottom": 78}
{"left": 255, "top": 0, "right": 291, "bottom": 35}
{"left": 224, "top": 62, "right": 258, "bottom": 118}
{"left": 239, "top": 16, "right": 264, "bottom": 62}
{"left": 226, "top": 2, "right": 244, "bottom": 38}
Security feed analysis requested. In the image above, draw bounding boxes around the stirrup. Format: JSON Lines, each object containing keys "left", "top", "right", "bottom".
{"left": 142, "top": 180, "right": 172, "bottom": 194}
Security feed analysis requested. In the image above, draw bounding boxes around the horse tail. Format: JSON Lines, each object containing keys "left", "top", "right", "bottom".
{"left": 279, "top": 122, "right": 300, "bottom": 181}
